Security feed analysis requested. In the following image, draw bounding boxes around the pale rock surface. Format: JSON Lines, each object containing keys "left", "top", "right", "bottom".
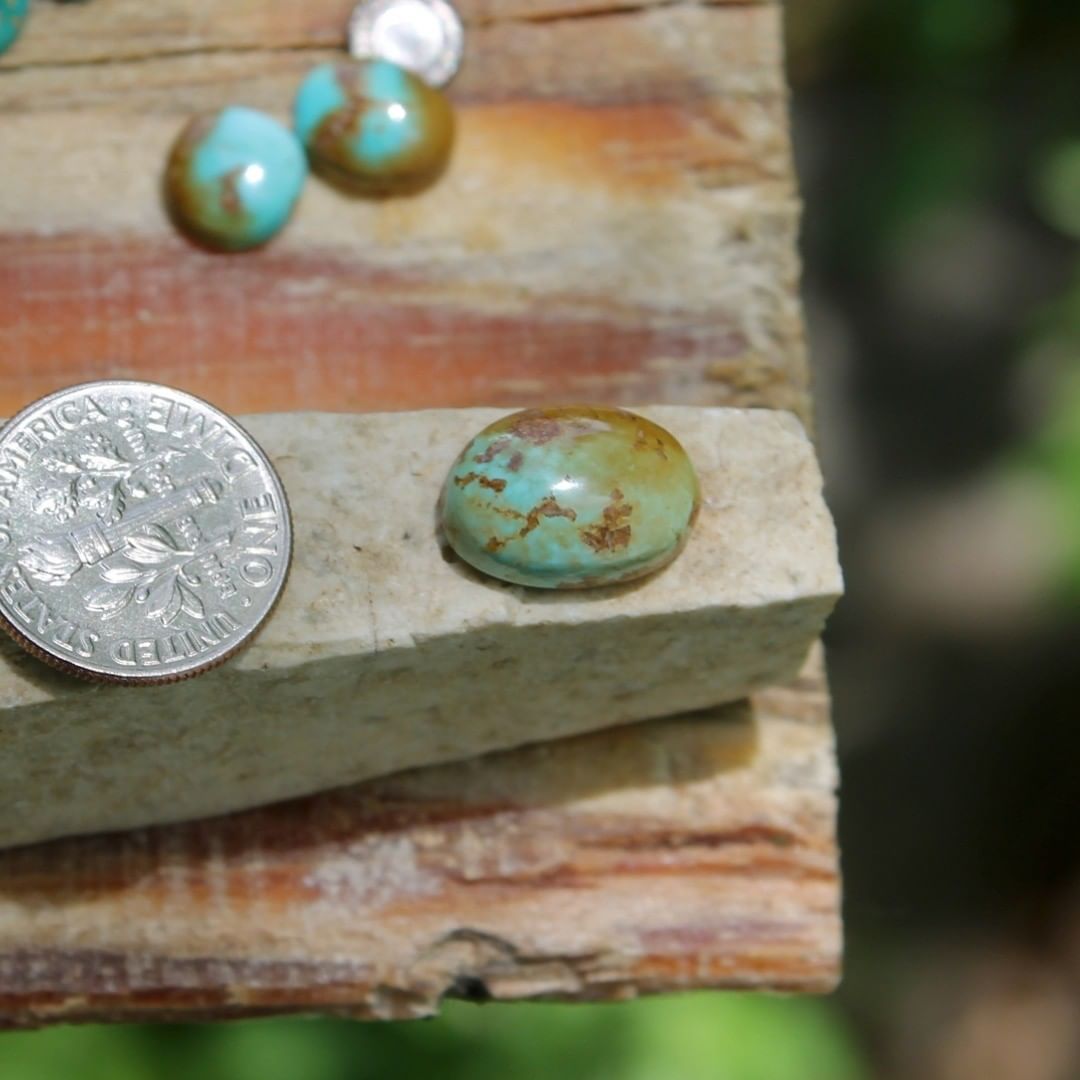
{"left": 0, "top": 407, "right": 841, "bottom": 849}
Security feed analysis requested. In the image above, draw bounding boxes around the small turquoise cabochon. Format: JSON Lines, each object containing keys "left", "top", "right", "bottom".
{"left": 294, "top": 59, "right": 454, "bottom": 196}
{"left": 164, "top": 106, "right": 308, "bottom": 252}
{"left": 0, "top": 0, "right": 29, "bottom": 55}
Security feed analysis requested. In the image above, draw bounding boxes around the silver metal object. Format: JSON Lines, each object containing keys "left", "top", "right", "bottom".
{"left": 0, "top": 381, "right": 291, "bottom": 684}
{"left": 348, "top": 0, "right": 464, "bottom": 88}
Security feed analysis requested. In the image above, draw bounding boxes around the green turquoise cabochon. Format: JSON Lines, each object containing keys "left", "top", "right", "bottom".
{"left": 294, "top": 59, "right": 454, "bottom": 195}
{"left": 164, "top": 106, "right": 308, "bottom": 252}
{"left": 0, "top": 0, "right": 29, "bottom": 55}
{"left": 441, "top": 407, "right": 701, "bottom": 589}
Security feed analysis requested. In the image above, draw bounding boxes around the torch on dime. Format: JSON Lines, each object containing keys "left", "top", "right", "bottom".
{"left": 0, "top": 381, "right": 291, "bottom": 683}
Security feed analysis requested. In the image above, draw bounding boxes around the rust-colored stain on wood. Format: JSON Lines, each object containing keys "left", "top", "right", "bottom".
{"left": 0, "top": 235, "right": 756, "bottom": 416}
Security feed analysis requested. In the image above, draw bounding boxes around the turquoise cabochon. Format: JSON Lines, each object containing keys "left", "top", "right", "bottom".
{"left": 0, "top": 0, "right": 30, "bottom": 56}
{"left": 294, "top": 59, "right": 454, "bottom": 195}
{"left": 440, "top": 407, "right": 701, "bottom": 590}
{"left": 166, "top": 106, "right": 308, "bottom": 252}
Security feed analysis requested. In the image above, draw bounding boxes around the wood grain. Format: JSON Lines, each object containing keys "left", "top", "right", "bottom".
{"left": 0, "top": 652, "right": 837, "bottom": 1028}
{"left": 0, "top": 0, "right": 771, "bottom": 69}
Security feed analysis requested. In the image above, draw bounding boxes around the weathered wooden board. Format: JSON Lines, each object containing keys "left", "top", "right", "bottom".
{"left": 0, "top": 0, "right": 835, "bottom": 1020}
{"left": 0, "top": 651, "right": 837, "bottom": 1028}
{"left": 0, "top": 0, "right": 804, "bottom": 420}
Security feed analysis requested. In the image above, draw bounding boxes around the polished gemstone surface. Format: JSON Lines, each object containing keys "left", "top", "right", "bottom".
{"left": 294, "top": 59, "right": 454, "bottom": 195}
{"left": 441, "top": 406, "right": 701, "bottom": 589}
{"left": 165, "top": 106, "right": 307, "bottom": 252}
{"left": 0, "top": 0, "right": 29, "bottom": 55}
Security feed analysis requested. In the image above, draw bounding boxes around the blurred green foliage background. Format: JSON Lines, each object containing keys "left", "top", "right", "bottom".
{"left": 0, "top": 997, "right": 868, "bottom": 1080}
{"left": 3, "top": 0, "right": 1078, "bottom": 1076}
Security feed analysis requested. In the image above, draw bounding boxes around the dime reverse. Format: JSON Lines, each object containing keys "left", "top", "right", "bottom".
{"left": 0, "top": 381, "right": 291, "bottom": 683}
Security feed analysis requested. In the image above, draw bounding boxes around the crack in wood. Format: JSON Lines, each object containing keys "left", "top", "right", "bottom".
{"left": 469, "top": 0, "right": 768, "bottom": 28}
{"left": 0, "top": 0, "right": 770, "bottom": 75}
{"left": 0, "top": 40, "right": 332, "bottom": 76}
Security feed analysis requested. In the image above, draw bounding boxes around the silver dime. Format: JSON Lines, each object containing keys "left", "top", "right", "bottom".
{"left": 348, "top": 0, "right": 464, "bottom": 88}
{"left": 0, "top": 381, "right": 291, "bottom": 684}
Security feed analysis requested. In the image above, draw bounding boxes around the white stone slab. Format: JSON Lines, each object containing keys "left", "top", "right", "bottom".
{"left": 0, "top": 407, "right": 842, "bottom": 849}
